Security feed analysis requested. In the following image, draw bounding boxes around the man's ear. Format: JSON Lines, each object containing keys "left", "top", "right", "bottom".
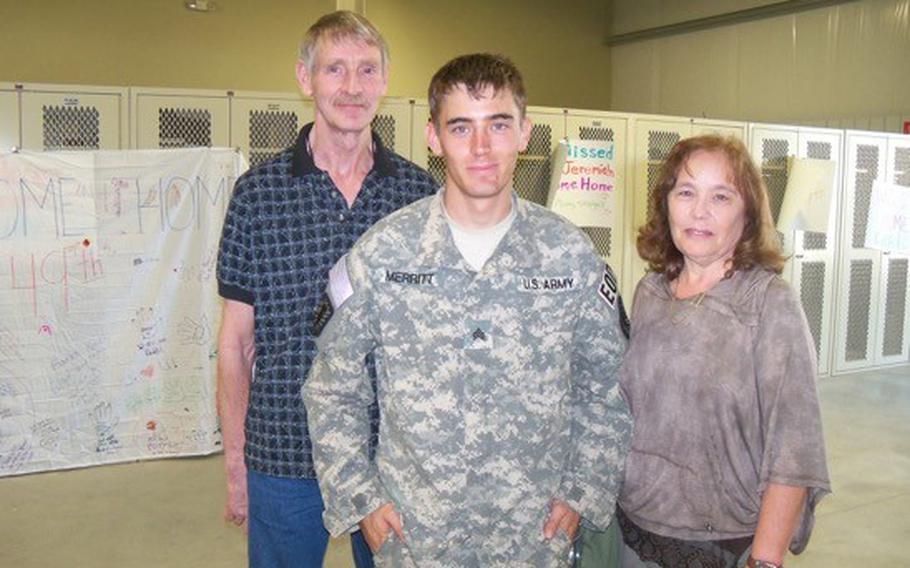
{"left": 518, "top": 115, "right": 532, "bottom": 153}
{"left": 426, "top": 120, "right": 443, "bottom": 156}
{"left": 296, "top": 60, "right": 313, "bottom": 97}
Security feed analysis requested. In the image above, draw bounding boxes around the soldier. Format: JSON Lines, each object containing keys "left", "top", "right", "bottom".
{"left": 304, "top": 53, "right": 632, "bottom": 567}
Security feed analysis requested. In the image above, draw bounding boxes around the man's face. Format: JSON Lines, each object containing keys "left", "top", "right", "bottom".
{"left": 426, "top": 85, "right": 531, "bottom": 204}
{"left": 296, "top": 37, "right": 388, "bottom": 134}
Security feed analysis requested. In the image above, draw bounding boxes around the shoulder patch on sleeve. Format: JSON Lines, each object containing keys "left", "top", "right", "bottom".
{"left": 597, "top": 263, "right": 619, "bottom": 309}
{"left": 312, "top": 255, "right": 355, "bottom": 337}
{"left": 327, "top": 255, "right": 354, "bottom": 309}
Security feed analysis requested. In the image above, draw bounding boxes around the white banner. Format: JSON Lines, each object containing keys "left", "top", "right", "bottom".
{"left": 547, "top": 139, "right": 617, "bottom": 228}
{"left": 865, "top": 180, "right": 910, "bottom": 252}
{"left": 0, "top": 148, "right": 244, "bottom": 476}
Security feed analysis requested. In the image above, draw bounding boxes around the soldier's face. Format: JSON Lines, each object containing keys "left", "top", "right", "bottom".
{"left": 426, "top": 84, "right": 531, "bottom": 206}
{"left": 296, "top": 37, "right": 387, "bottom": 135}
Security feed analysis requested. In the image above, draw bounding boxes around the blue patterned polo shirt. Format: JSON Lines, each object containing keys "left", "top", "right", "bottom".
{"left": 217, "top": 123, "right": 437, "bottom": 478}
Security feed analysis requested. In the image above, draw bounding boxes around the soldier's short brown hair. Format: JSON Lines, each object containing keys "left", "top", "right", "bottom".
{"left": 428, "top": 53, "right": 527, "bottom": 126}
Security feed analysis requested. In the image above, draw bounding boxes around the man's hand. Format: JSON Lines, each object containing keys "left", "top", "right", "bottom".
{"left": 543, "top": 499, "right": 581, "bottom": 541}
{"left": 224, "top": 460, "right": 248, "bottom": 527}
{"left": 359, "top": 502, "right": 405, "bottom": 552}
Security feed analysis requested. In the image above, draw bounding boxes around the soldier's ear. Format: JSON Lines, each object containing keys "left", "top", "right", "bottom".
{"left": 426, "top": 120, "right": 443, "bottom": 156}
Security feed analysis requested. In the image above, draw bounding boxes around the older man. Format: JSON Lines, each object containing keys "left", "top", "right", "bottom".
{"left": 305, "top": 53, "right": 632, "bottom": 567}
{"left": 216, "top": 11, "right": 436, "bottom": 567}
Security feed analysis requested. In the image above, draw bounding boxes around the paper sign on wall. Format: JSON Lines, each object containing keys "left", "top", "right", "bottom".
{"left": 547, "top": 139, "right": 616, "bottom": 228}
{"left": 865, "top": 180, "right": 910, "bottom": 252}
{"left": 776, "top": 157, "right": 836, "bottom": 233}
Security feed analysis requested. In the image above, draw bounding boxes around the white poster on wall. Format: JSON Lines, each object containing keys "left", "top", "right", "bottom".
{"left": 865, "top": 180, "right": 910, "bottom": 252}
{"left": 776, "top": 157, "right": 836, "bottom": 233}
{"left": 0, "top": 148, "right": 245, "bottom": 477}
{"left": 547, "top": 139, "right": 617, "bottom": 228}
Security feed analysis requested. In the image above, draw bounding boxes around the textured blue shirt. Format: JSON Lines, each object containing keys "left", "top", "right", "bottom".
{"left": 217, "top": 123, "right": 437, "bottom": 478}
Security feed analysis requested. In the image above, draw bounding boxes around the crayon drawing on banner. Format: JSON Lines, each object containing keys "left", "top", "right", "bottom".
{"left": 865, "top": 180, "right": 910, "bottom": 252}
{"left": 547, "top": 139, "right": 616, "bottom": 229}
{"left": 0, "top": 148, "right": 245, "bottom": 476}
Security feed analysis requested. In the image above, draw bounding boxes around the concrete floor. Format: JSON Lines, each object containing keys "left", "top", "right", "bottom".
{"left": 1, "top": 365, "right": 907, "bottom": 567}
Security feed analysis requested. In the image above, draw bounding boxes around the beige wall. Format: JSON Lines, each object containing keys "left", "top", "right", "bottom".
{"left": 369, "top": 0, "right": 611, "bottom": 109}
{"left": 610, "top": 0, "right": 910, "bottom": 127}
{"left": 0, "top": 0, "right": 333, "bottom": 93}
{"left": 0, "top": 0, "right": 611, "bottom": 109}
{"left": 611, "top": 0, "right": 781, "bottom": 35}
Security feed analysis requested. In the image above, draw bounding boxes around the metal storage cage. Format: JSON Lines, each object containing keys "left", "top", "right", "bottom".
{"left": 229, "top": 91, "right": 313, "bottom": 169}
{"left": 878, "top": 139, "right": 910, "bottom": 365}
{"left": 748, "top": 124, "right": 844, "bottom": 376}
{"left": 834, "top": 131, "right": 910, "bottom": 373}
{"left": 4, "top": 79, "right": 904, "bottom": 376}
{"left": 131, "top": 87, "right": 229, "bottom": 149}
{"left": 16, "top": 83, "right": 127, "bottom": 151}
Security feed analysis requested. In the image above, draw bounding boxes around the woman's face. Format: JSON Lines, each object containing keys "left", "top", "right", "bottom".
{"left": 667, "top": 150, "right": 746, "bottom": 272}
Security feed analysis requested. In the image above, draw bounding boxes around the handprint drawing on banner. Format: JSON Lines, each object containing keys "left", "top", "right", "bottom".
{"left": 133, "top": 307, "right": 166, "bottom": 356}
{"left": 177, "top": 314, "right": 212, "bottom": 346}
{"left": 92, "top": 401, "right": 121, "bottom": 453}
{"left": 198, "top": 248, "right": 217, "bottom": 281}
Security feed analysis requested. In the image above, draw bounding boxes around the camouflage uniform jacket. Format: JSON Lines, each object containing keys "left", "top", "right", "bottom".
{"left": 304, "top": 192, "right": 632, "bottom": 567}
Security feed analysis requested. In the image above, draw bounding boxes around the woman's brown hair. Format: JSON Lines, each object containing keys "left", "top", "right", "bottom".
{"left": 637, "top": 134, "right": 786, "bottom": 280}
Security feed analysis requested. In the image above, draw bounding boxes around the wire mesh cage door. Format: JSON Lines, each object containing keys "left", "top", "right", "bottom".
{"left": 792, "top": 129, "right": 844, "bottom": 376}
{"left": 21, "top": 88, "right": 126, "bottom": 151}
{"left": 875, "top": 138, "right": 910, "bottom": 365}
{"left": 229, "top": 95, "right": 313, "bottom": 171}
{"left": 834, "top": 133, "right": 886, "bottom": 373}
{"left": 132, "top": 91, "right": 229, "bottom": 150}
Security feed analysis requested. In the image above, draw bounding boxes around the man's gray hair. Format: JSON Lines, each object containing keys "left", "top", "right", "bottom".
{"left": 299, "top": 10, "right": 390, "bottom": 75}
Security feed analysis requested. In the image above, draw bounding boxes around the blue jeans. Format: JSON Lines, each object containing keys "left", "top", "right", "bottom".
{"left": 247, "top": 470, "right": 375, "bottom": 568}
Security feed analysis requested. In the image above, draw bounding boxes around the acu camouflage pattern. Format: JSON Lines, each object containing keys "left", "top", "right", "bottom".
{"left": 304, "top": 192, "right": 633, "bottom": 567}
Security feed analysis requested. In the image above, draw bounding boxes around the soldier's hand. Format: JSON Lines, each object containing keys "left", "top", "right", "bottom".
{"left": 543, "top": 499, "right": 581, "bottom": 540}
{"left": 359, "top": 502, "right": 405, "bottom": 552}
{"left": 224, "top": 460, "right": 248, "bottom": 529}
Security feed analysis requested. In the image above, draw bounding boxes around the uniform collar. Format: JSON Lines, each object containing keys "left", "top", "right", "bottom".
{"left": 413, "top": 190, "right": 543, "bottom": 270}
{"left": 291, "top": 122, "right": 397, "bottom": 179}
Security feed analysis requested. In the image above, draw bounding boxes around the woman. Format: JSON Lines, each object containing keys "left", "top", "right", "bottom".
{"left": 617, "top": 135, "right": 830, "bottom": 568}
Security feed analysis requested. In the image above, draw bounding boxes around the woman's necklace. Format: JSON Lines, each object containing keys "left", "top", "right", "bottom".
{"left": 669, "top": 283, "right": 707, "bottom": 326}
